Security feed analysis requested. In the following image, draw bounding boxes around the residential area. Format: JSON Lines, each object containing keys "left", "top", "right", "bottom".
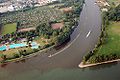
{"left": 0, "top": 0, "right": 57, "bottom": 13}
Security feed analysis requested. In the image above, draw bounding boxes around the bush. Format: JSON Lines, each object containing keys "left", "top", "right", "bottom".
{"left": 88, "top": 53, "right": 120, "bottom": 63}
{"left": 33, "top": 49, "right": 39, "bottom": 52}
{"left": 83, "top": 51, "right": 94, "bottom": 62}
{"left": 13, "top": 53, "right": 20, "bottom": 58}
{"left": 0, "top": 54, "right": 7, "bottom": 61}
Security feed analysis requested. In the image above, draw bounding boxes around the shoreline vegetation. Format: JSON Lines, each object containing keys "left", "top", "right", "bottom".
{"left": 0, "top": 0, "right": 84, "bottom": 64}
{"left": 2, "top": 45, "right": 55, "bottom": 64}
{"left": 79, "top": 59, "right": 120, "bottom": 68}
{"left": 79, "top": 0, "right": 120, "bottom": 68}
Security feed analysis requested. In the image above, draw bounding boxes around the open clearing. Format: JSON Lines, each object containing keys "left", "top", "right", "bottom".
{"left": 2, "top": 23, "right": 17, "bottom": 35}
{"left": 96, "top": 22, "right": 120, "bottom": 55}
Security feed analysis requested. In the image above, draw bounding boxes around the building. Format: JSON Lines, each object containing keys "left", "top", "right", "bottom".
{"left": 0, "top": 0, "right": 57, "bottom": 13}
{"left": 8, "top": 5, "right": 15, "bottom": 11}
{"left": 37, "top": 0, "right": 57, "bottom": 6}
{"left": 101, "top": 8, "right": 108, "bottom": 12}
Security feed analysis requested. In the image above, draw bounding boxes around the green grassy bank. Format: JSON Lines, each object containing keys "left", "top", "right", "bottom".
{"left": 2, "top": 23, "right": 17, "bottom": 35}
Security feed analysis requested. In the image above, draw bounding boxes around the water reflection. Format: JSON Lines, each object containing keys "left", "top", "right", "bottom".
{"left": 55, "top": 37, "right": 70, "bottom": 50}
{"left": 1, "top": 63, "right": 8, "bottom": 68}
{"left": 88, "top": 62, "right": 118, "bottom": 71}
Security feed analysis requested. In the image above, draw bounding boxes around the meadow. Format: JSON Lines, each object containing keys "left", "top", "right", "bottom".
{"left": 2, "top": 23, "right": 17, "bottom": 35}
{"left": 96, "top": 22, "right": 120, "bottom": 55}
{"left": 87, "top": 22, "right": 120, "bottom": 63}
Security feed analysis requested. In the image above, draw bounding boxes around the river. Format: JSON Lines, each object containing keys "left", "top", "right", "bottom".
{"left": 1, "top": 0, "right": 120, "bottom": 80}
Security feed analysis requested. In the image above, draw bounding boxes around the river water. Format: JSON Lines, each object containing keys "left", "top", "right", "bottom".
{"left": 1, "top": 0, "right": 120, "bottom": 80}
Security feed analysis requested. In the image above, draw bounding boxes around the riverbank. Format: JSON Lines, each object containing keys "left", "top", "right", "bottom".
{"left": 0, "top": 0, "right": 85, "bottom": 63}
{"left": 0, "top": 0, "right": 106, "bottom": 79}
{"left": 79, "top": 22, "right": 120, "bottom": 68}
{"left": 1, "top": 44, "right": 55, "bottom": 64}
{"left": 1, "top": 36, "right": 71, "bottom": 64}
{"left": 79, "top": 2, "right": 120, "bottom": 68}
{"left": 79, "top": 59, "right": 120, "bottom": 68}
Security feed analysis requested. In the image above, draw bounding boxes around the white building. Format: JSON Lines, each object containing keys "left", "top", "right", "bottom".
{"left": 101, "top": 8, "right": 108, "bottom": 12}
{"left": 37, "top": 0, "right": 57, "bottom": 6}
{"left": 0, "top": 6, "right": 8, "bottom": 13}
{"left": 8, "top": 5, "right": 15, "bottom": 11}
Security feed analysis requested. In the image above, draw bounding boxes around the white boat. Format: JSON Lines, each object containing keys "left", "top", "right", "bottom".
{"left": 86, "top": 30, "right": 91, "bottom": 38}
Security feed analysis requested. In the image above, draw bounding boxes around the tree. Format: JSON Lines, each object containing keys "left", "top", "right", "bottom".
{"left": 1, "top": 54, "right": 7, "bottom": 61}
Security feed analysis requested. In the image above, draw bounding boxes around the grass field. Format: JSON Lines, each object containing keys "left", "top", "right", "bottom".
{"left": 2, "top": 23, "right": 17, "bottom": 35}
{"left": 35, "top": 37, "right": 50, "bottom": 47}
{"left": 96, "top": 22, "right": 120, "bottom": 55}
{"left": 108, "top": 0, "right": 120, "bottom": 5}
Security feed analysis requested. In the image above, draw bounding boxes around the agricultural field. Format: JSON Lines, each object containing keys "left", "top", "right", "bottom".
{"left": 0, "top": 6, "right": 63, "bottom": 29}
{"left": 2, "top": 23, "right": 17, "bottom": 36}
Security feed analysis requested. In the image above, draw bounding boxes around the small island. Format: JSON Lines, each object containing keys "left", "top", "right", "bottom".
{"left": 79, "top": 0, "right": 120, "bottom": 68}
{"left": 0, "top": 0, "right": 84, "bottom": 63}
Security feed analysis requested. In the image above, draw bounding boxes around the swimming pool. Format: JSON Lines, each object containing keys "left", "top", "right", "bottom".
{"left": 0, "top": 42, "right": 39, "bottom": 51}
{"left": 31, "top": 42, "right": 37, "bottom": 46}
{"left": 31, "top": 42, "right": 39, "bottom": 49}
{"left": 10, "top": 43, "right": 27, "bottom": 49}
{"left": 0, "top": 43, "right": 27, "bottom": 51}
{"left": 0, "top": 46, "right": 7, "bottom": 51}
{"left": 31, "top": 46, "right": 39, "bottom": 49}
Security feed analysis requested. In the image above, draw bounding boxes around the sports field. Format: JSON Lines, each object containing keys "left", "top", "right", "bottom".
{"left": 2, "top": 23, "right": 17, "bottom": 35}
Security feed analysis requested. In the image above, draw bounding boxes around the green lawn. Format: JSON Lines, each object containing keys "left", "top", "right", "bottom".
{"left": 96, "top": 22, "right": 120, "bottom": 55}
{"left": 2, "top": 23, "right": 17, "bottom": 35}
{"left": 108, "top": 0, "right": 120, "bottom": 6}
{"left": 84, "top": 22, "right": 120, "bottom": 63}
{"left": 35, "top": 37, "right": 50, "bottom": 47}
